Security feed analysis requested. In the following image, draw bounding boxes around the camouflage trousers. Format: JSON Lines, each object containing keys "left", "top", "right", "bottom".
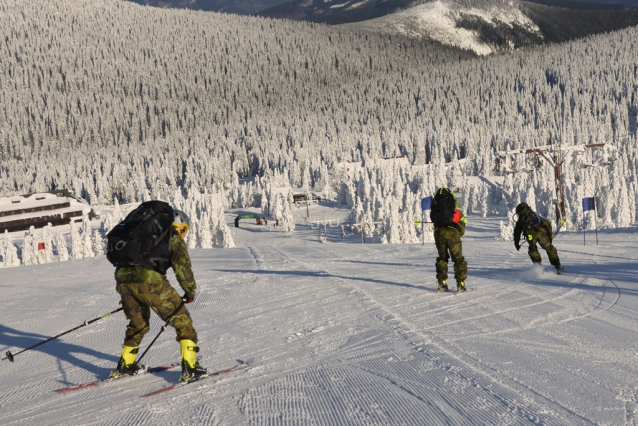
{"left": 434, "top": 227, "right": 468, "bottom": 283}
{"left": 525, "top": 230, "right": 561, "bottom": 267}
{"left": 116, "top": 280, "right": 197, "bottom": 348}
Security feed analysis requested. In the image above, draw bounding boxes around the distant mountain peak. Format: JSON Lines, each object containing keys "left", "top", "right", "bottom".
{"left": 344, "top": 1, "right": 543, "bottom": 55}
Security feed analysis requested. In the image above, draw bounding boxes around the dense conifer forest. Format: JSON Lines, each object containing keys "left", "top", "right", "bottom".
{"left": 1, "top": 0, "right": 637, "bottom": 247}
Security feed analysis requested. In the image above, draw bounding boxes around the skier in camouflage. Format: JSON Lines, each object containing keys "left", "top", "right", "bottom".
{"left": 430, "top": 188, "right": 468, "bottom": 292}
{"left": 110, "top": 210, "right": 208, "bottom": 381}
{"left": 513, "top": 202, "right": 562, "bottom": 273}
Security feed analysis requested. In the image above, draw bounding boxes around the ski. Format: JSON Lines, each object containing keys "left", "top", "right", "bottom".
{"left": 542, "top": 266, "right": 565, "bottom": 275}
{"left": 54, "top": 362, "right": 182, "bottom": 393}
{"left": 434, "top": 287, "right": 473, "bottom": 295}
{"left": 141, "top": 359, "right": 253, "bottom": 397}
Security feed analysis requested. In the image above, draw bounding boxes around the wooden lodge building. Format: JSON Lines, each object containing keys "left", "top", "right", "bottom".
{"left": 0, "top": 190, "right": 94, "bottom": 233}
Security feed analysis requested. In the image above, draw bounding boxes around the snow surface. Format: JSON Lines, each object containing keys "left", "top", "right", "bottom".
{"left": 1, "top": 201, "right": 638, "bottom": 425}
{"left": 346, "top": 1, "right": 542, "bottom": 56}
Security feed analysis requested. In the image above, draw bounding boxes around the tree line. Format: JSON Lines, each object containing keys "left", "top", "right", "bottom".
{"left": 0, "top": 0, "right": 636, "bottom": 239}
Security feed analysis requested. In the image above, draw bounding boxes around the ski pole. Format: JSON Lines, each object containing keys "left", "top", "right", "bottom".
{"left": 553, "top": 219, "right": 566, "bottom": 238}
{"left": 134, "top": 300, "right": 186, "bottom": 367}
{"left": 2, "top": 307, "right": 124, "bottom": 362}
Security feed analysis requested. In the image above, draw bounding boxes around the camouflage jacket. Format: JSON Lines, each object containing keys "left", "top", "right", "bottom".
{"left": 115, "top": 232, "right": 197, "bottom": 297}
{"left": 514, "top": 215, "right": 553, "bottom": 244}
{"left": 432, "top": 209, "right": 467, "bottom": 236}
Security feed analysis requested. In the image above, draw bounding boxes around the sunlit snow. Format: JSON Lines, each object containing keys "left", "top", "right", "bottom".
{"left": 1, "top": 202, "right": 637, "bottom": 425}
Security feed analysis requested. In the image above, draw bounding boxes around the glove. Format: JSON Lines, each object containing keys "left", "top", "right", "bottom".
{"left": 182, "top": 294, "right": 195, "bottom": 304}
{"left": 514, "top": 241, "right": 520, "bottom": 251}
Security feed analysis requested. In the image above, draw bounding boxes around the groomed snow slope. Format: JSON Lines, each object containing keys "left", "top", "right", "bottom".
{"left": 1, "top": 202, "right": 637, "bottom": 425}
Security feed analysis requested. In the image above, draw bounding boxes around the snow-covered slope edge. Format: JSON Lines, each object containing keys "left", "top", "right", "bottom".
{"left": 344, "top": 1, "right": 543, "bottom": 56}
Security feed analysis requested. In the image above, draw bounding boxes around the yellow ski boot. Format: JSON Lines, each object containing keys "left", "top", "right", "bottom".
{"left": 180, "top": 340, "right": 208, "bottom": 382}
{"left": 109, "top": 345, "right": 142, "bottom": 379}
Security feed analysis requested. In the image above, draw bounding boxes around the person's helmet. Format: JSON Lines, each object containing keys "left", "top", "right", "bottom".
{"left": 173, "top": 209, "right": 190, "bottom": 235}
{"left": 515, "top": 203, "right": 529, "bottom": 215}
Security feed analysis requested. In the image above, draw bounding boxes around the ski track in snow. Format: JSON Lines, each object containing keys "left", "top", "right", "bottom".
{"left": 1, "top": 206, "right": 638, "bottom": 425}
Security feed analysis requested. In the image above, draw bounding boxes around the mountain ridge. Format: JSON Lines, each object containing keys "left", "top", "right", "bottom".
{"left": 342, "top": 1, "right": 545, "bottom": 56}
{"left": 125, "top": 0, "right": 638, "bottom": 55}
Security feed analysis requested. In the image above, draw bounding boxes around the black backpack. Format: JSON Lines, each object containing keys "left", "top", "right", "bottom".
{"left": 106, "top": 200, "right": 175, "bottom": 274}
{"left": 519, "top": 208, "right": 541, "bottom": 232}
{"left": 430, "top": 188, "right": 457, "bottom": 228}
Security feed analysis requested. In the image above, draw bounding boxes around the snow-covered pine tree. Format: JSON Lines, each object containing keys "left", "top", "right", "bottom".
{"left": 460, "top": 177, "right": 471, "bottom": 213}
{"left": 102, "top": 213, "right": 117, "bottom": 236}
{"left": 3, "top": 230, "right": 20, "bottom": 267}
{"left": 0, "top": 231, "right": 5, "bottom": 265}
{"left": 273, "top": 192, "right": 295, "bottom": 232}
{"left": 465, "top": 185, "right": 475, "bottom": 215}
{"left": 113, "top": 199, "right": 124, "bottom": 222}
{"left": 172, "top": 189, "right": 186, "bottom": 213}
{"left": 383, "top": 198, "right": 402, "bottom": 244}
{"left": 228, "top": 175, "right": 241, "bottom": 209}
{"left": 69, "top": 221, "right": 83, "bottom": 260}
{"left": 629, "top": 180, "right": 637, "bottom": 225}
{"left": 198, "top": 212, "right": 213, "bottom": 249}
{"left": 212, "top": 212, "right": 235, "bottom": 248}
{"left": 398, "top": 210, "right": 419, "bottom": 244}
{"left": 260, "top": 186, "right": 270, "bottom": 218}
{"left": 480, "top": 183, "right": 489, "bottom": 217}
{"left": 210, "top": 192, "right": 235, "bottom": 248}
{"left": 301, "top": 155, "right": 311, "bottom": 191}
{"left": 341, "top": 181, "right": 356, "bottom": 209}
{"left": 81, "top": 215, "right": 95, "bottom": 258}
{"left": 22, "top": 226, "right": 38, "bottom": 266}
{"left": 92, "top": 227, "right": 105, "bottom": 256}
{"left": 498, "top": 219, "right": 514, "bottom": 241}
{"left": 371, "top": 187, "right": 384, "bottom": 222}
{"left": 354, "top": 199, "right": 366, "bottom": 231}
{"left": 41, "top": 223, "right": 54, "bottom": 263}
{"left": 184, "top": 218, "right": 197, "bottom": 249}
{"left": 55, "top": 229, "right": 69, "bottom": 262}
{"left": 616, "top": 177, "right": 632, "bottom": 228}
{"left": 501, "top": 173, "right": 513, "bottom": 209}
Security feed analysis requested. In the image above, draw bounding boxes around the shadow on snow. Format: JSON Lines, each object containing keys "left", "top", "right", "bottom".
{"left": 0, "top": 323, "right": 117, "bottom": 386}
